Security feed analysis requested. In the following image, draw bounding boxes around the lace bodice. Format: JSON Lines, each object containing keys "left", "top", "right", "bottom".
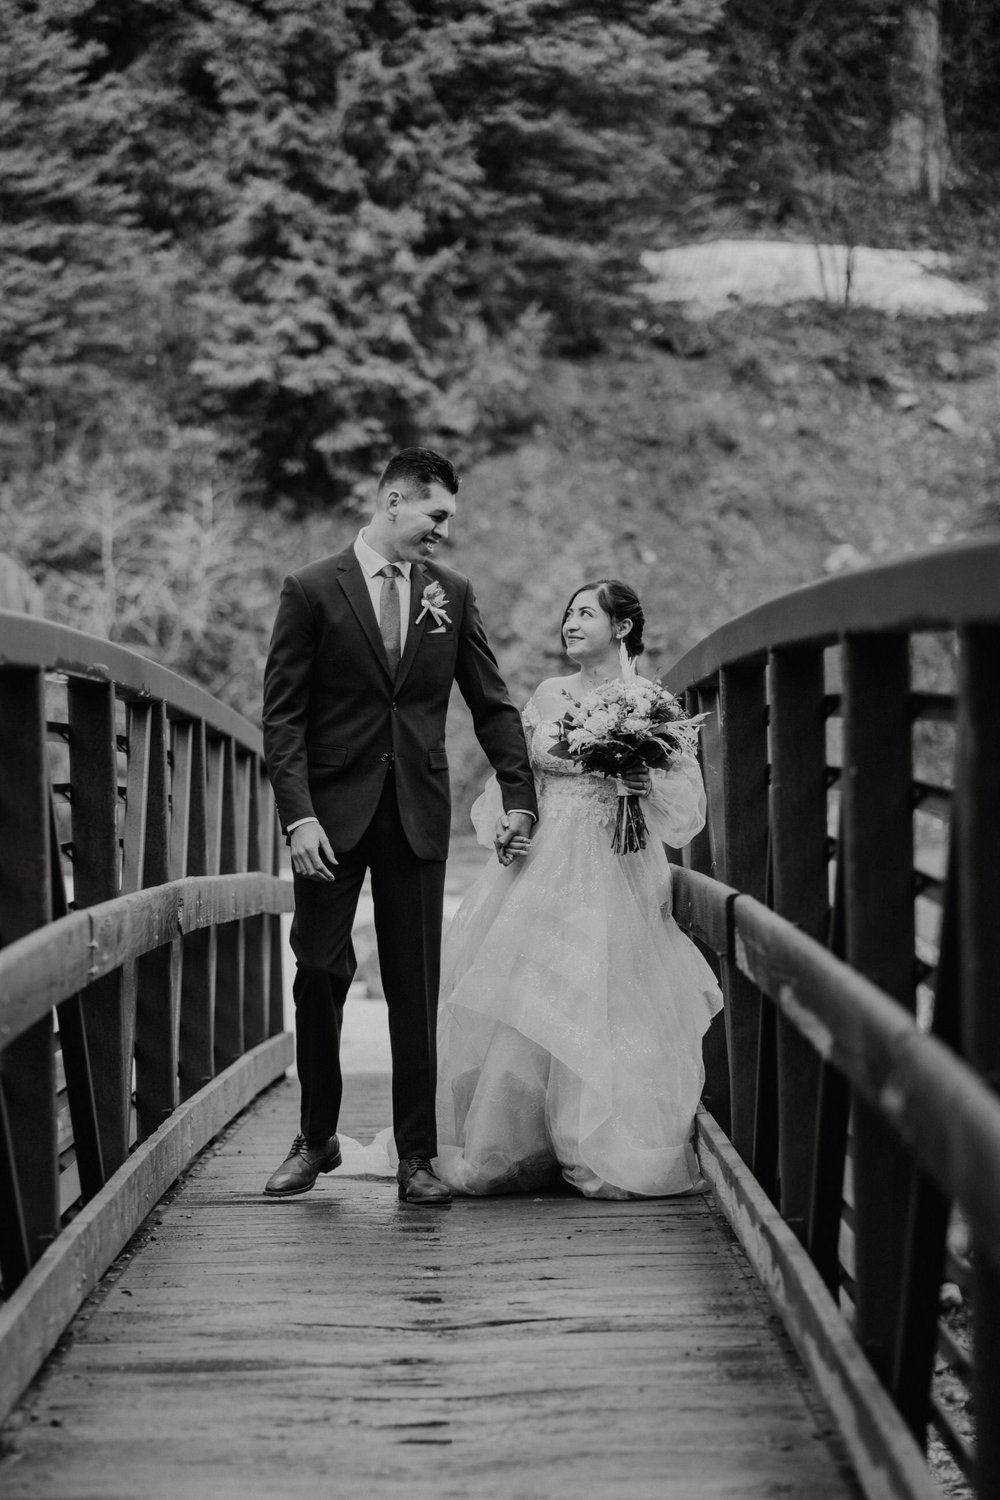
{"left": 470, "top": 679, "right": 708, "bottom": 849}
{"left": 522, "top": 696, "right": 580, "bottom": 776}
{"left": 522, "top": 695, "right": 622, "bottom": 826}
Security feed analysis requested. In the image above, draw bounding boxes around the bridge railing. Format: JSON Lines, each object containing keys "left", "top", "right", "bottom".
{"left": 665, "top": 538, "right": 1000, "bottom": 1497}
{"left": 0, "top": 612, "right": 294, "bottom": 1418}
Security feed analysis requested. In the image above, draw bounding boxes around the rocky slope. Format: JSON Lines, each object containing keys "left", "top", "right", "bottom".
{"left": 442, "top": 299, "right": 998, "bottom": 818}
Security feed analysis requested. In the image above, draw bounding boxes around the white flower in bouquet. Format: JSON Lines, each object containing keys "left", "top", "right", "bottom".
{"left": 584, "top": 707, "right": 614, "bottom": 735}
{"left": 568, "top": 727, "right": 599, "bottom": 751}
{"left": 549, "top": 675, "right": 708, "bottom": 854}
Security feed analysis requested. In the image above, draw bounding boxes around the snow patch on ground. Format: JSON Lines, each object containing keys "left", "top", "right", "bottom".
{"left": 640, "top": 240, "right": 987, "bottom": 318}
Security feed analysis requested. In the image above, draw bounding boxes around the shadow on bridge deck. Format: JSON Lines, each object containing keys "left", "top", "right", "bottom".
{"left": 0, "top": 1074, "right": 860, "bottom": 1500}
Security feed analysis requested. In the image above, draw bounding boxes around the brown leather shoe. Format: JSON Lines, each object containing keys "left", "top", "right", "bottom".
{"left": 263, "top": 1134, "right": 342, "bottom": 1196}
{"left": 397, "top": 1156, "right": 452, "bottom": 1205}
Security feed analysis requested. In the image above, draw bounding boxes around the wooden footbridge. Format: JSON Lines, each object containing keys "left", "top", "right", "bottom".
{"left": 2, "top": 540, "right": 999, "bottom": 1498}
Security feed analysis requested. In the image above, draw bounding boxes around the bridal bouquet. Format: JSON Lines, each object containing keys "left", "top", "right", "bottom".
{"left": 549, "top": 678, "right": 706, "bottom": 854}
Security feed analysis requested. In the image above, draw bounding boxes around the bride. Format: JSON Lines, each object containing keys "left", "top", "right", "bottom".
{"left": 432, "top": 578, "right": 723, "bottom": 1199}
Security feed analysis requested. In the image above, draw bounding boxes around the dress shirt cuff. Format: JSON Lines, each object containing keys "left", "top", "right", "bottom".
{"left": 507, "top": 809, "right": 537, "bottom": 822}
{"left": 286, "top": 816, "right": 320, "bottom": 833}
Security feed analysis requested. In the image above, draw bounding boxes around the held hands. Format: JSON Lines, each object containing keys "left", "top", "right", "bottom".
{"left": 494, "top": 810, "right": 534, "bottom": 867}
{"left": 289, "top": 821, "right": 338, "bottom": 882}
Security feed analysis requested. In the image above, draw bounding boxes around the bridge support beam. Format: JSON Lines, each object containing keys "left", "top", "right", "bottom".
{"left": 719, "top": 662, "right": 768, "bottom": 1166}
{"left": 0, "top": 667, "right": 58, "bottom": 1279}
{"left": 957, "top": 624, "right": 1000, "bottom": 1495}
{"left": 769, "top": 646, "right": 828, "bottom": 1242}
{"left": 842, "top": 632, "right": 915, "bottom": 1387}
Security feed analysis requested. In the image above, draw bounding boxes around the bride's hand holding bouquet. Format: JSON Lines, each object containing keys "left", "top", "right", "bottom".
{"left": 549, "top": 674, "right": 706, "bottom": 854}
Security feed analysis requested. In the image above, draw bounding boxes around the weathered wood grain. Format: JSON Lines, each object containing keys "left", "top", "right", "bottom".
{"left": 696, "top": 1110, "right": 936, "bottom": 1500}
{"left": 176, "top": 720, "right": 215, "bottom": 1101}
{"left": 717, "top": 661, "right": 768, "bottom": 1164}
{"left": 0, "top": 1034, "right": 292, "bottom": 1427}
{"left": 0, "top": 1076, "right": 861, "bottom": 1500}
{"left": 670, "top": 867, "right": 735, "bottom": 956}
{"left": 663, "top": 536, "right": 1000, "bottom": 692}
{"left": 68, "top": 678, "right": 127, "bottom": 1176}
{"left": 675, "top": 871, "right": 1000, "bottom": 1277}
{"left": 0, "top": 666, "right": 59, "bottom": 1273}
{"left": 841, "top": 633, "right": 915, "bottom": 1385}
{"left": 214, "top": 739, "right": 246, "bottom": 1072}
{"left": 0, "top": 610, "right": 262, "bottom": 752}
{"left": 768, "top": 644, "right": 827, "bottom": 1241}
{"left": 0, "top": 875, "right": 295, "bottom": 1045}
{"left": 725, "top": 888, "right": 1000, "bottom": 1271}
{"left": 956, "top": 623, "right": 1000, "bottom": 1495}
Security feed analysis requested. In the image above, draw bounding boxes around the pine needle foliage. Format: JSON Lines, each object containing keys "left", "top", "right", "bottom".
{"left": 1, "top": 0, "right": 722, "bottom": 507}
{"left": 0, "top": 1, "right": 154, "bottom": 460}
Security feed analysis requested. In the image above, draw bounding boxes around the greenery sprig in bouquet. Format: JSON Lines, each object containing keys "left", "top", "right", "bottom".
{"left": 549, "top": 676, "right": 706, "bottom": 854}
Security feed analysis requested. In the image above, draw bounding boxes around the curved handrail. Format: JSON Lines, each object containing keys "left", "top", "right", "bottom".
{"left": 0, "top": 609, "right": 262, "bottom": 750}
{"left": 676, "top": 864, "right": 1000, "bottom": 1500}
{"left": 0, "top": 609, "right": 288, "bottom": 1298}
{"left": 664, "top": 537, "right": 1000, "bottom": 692}
{"left": 663, "top": 537, "right": 1000, "bottom": 1491}
{"left": 0, "top": 608, "right": 291, "bottom": 1424}
{"left": 0, "top": 874, "right": 294, "bottom": 1043}
{"left": 676, "top": 868, "right": 1000, "bottom": 1270}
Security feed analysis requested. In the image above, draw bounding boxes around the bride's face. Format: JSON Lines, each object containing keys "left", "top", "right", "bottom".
{"left": 562, "top": 590, "right": 616, "bottom": 663}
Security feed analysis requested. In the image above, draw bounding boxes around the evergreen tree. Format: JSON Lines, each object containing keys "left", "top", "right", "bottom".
{"left": 79, "top": 0, "right": 721, "bottom": 505}
{"left": 428, "top": 0, "right": 722, "bottom": 349}
{"left": 0, "top": 2, "right": 153, "bottom": 459}
{"left": 712, "top": 0, "right": 900, "bottom": 205}
{"left": 713, "top": 0, "right": 1000, "bottom": 210}
{"left": 941, "top": 0, "right": 1000, "bottom": 170}
{"left": 73, "top": 0, "right": 502, "bottom": 504}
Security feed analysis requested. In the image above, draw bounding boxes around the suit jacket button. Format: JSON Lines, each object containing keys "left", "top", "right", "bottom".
{"left": 379, "top": 752, "right": 389, "bottom": 762}
{"left": 391, "top": 701, "right": 398, "bottom": 711}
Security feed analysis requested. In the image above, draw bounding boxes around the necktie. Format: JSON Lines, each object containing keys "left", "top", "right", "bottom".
{"left": 378, "top": 564, "right": 401, "bottom": 675}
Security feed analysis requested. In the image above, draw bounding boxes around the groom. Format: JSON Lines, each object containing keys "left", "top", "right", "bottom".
{"left": 261, "top": 447, "right": 537, "bottom": 1203}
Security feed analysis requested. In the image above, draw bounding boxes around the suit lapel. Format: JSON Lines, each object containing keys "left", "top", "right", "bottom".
{"left": 336, "top": 553, "right": 394, "bottom": 682}
{"left": 395, "top": 563, "right": 430, "bottom": 691}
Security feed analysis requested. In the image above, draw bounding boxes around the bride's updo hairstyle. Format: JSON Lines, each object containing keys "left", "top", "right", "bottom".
{"left": 562, "top": 579, "right": 646, "bottom": 659}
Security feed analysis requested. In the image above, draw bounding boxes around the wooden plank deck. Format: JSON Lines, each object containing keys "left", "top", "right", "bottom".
{"left": 0, "top": 1073, "right": 861, "bottom": 1500}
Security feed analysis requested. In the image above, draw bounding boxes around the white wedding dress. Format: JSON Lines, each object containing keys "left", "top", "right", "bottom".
{"left": 431, "top": 679, "right": 724, "bottom": 1199}
{"left": 336, "top": 678, "right": 724, "bottom": 1199}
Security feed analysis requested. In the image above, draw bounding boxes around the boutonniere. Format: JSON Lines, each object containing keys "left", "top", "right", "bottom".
{"left": 415, "top": 580, "right": 451, "bottom": 628}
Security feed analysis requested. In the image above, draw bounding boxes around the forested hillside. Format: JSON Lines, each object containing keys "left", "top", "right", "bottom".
{"left": 2, "top": 0, "right": 999, "bottom": 777}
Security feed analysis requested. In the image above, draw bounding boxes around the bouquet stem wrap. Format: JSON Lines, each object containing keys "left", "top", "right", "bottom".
{"left": 612, "top": 789, "right": 648, "bottom": 855}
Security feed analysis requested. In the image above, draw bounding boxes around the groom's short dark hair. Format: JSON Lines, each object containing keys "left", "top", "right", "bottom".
{"left": 378, "top": 447, "right": 460, "bottom": 498}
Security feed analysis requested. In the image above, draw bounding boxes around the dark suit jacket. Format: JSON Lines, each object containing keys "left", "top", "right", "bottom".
{"left": 262, "top": 546, "right": 537, "bottom": 861}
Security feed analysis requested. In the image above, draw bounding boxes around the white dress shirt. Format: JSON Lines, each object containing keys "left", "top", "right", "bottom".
{"left": 353, "top": 528, "right": 413, "bottom": 652}
{"left": 288, "top": 530, "right": 533, "bottom": 833}
{"left": 287, "top": 532, "right": 408, "bottom": 834}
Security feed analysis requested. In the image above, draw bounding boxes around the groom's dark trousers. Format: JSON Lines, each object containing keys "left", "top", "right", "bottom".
{"left": 263, "top": 544, "right": 536, "bottom": 1163}
{"left": 290, "top": 766, "right": 445, "bottom": 1158}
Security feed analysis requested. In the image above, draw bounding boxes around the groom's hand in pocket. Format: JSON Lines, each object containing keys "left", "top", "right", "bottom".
{"left": 290, "top": 821, "right": 338, "bottom": 882}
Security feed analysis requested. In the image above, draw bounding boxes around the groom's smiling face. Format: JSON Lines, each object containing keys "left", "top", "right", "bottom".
{"left": 385, "top": 482, "right": 457, "bottom": 565}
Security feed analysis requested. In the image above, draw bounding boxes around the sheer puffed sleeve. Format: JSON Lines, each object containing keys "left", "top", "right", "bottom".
{"left": 645, "top": 750, "right": 707, "bottom": 850}
{"left": 470, "top": 774, "right": 505, "bottom": 849}
{"left": 469, "top": 699, "right": 538, "bottom": 848}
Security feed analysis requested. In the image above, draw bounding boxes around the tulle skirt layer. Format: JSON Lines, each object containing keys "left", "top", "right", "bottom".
{"left": 434, "top": 790, "right": 723, "bottom": 1199}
